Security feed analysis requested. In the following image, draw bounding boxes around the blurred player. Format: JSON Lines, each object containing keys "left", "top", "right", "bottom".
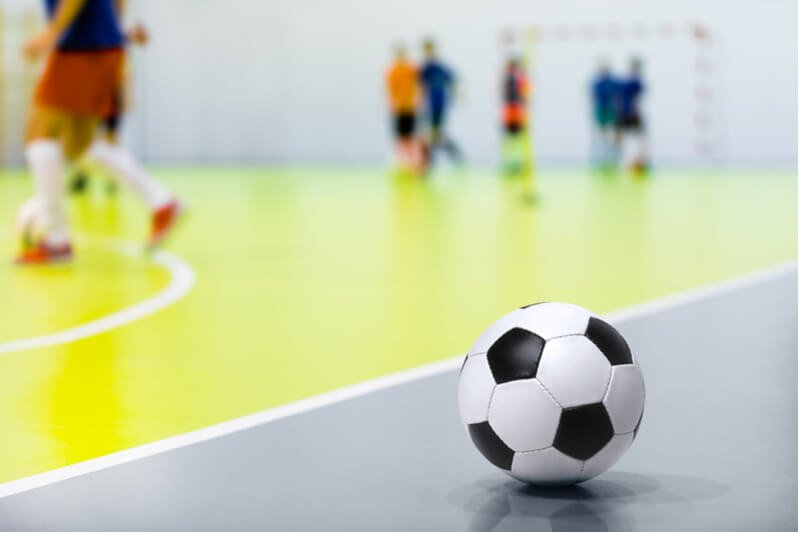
{"left": 590, "top": 61, "right": 618, "bottom": 169}
{"left": 419, "top": 38, "right": 461, "bottom": 168}
{"left": 69, "top": 21, "right": 147, "bottom": 195}
{"left": 500, "top": 56, "right": 529, "bottom": 175}
{"left": 17, "top": 0, "right": 180, "bottom": 264}
{"left": 615, "top": 57, "right": 648, "bottom": 173}
{"left": 386, "top": 45, "right": 423, "bottom": 175}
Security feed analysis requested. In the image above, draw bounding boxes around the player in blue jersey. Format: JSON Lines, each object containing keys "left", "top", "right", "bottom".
{"left": 418, "top": 39, "right": 461, "bottom": 169}
{"left": 17, "top": 0, "right": 180, "bottom": 264}
{"left": 590, "top": 61, "right": 619, "bottom": 169}
{"left": 615, "top": 57, "right": 649, "bottom": 173}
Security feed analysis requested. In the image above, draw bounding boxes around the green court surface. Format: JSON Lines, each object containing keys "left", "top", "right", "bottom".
{"left": 0, "top": 166, "right": 795, "bottom": 484}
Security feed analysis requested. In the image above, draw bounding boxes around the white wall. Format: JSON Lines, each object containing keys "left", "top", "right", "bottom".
{"left": 3, "top": 0, "right": 797, "bottom": 166}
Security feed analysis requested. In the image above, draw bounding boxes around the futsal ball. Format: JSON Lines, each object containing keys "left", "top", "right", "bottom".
{"left": 458, "top": 302, "right": 645, "bottom": 485}
{"left": 15, "top": 197, "right": 43, "bottom": 250}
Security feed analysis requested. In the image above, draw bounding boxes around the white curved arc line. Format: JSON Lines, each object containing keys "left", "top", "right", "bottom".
{"left": 0, "top": 239, "right": 196, "bottom": 355}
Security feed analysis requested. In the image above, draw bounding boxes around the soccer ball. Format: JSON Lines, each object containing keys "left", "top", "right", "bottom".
{"left": 15, "top": 197, "right": 43, "bottom": 250}
{"left": 458, "top": 302, "right": 645, "bottom": 485}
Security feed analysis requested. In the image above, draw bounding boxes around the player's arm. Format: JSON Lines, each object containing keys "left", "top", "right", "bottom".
{"left": 126, "top": 22, "right": 149, "bottom": 45}
{"left": 115, "top": 0, "right": 149, "bottom": 46}
{"left": 23, "top": 0, "right": 87, "bottom": 61}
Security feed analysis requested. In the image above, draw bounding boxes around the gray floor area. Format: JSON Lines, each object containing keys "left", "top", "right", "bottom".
{"left": 0, "top": 270, "right": 796, "bottom": 531}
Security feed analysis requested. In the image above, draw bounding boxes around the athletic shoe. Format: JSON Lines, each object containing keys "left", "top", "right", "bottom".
{"left": 14, "top": 241, "right": 73, "bottom": 265}
{"left": 148, "top": 199, "right": 182, "bottom": 248}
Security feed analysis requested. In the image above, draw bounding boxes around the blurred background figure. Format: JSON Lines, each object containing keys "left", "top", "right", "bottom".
{"left": 590, "top": 60, "right": 619, "bottom": 170}
{"left": 500, "top": 56, "right": 530, "bottom": 175}
{"left": 16, "top": 0, "right": 181, "bottom": 264}
{"left": 385, "top": 44, "right": 423, "bottom": 175}
{"left": 615, "top": 57, "right": 648, "bottom": 174}
{"left": 419, "top": 38, "right": 461, "bottom": 169}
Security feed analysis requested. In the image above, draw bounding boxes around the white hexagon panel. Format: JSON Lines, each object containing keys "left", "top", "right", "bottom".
{"left": 514, "top": 302, "right": 593, "bottom": 340}
{"left": 536, "top": 336, "right": 612, "bottom": 408}
{"left": 487, "top": 379, "right": 561, "bottom": 452}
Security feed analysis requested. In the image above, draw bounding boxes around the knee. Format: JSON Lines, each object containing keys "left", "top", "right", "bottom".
{"left": 25, "top": 108, "right": 60, "bottom": 144}
{"left": 63, "top": 135, "right": 93, "bottom": 161}
{"left": 62, "top": 120, "right": 97, "bottom": 161}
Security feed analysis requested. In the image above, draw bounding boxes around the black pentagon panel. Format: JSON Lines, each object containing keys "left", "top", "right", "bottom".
{"left": 553, "top": 403, "right": 614, "bottom": 460}
{"left": 468, "top": 421, "right": 514, "bottom": 470}
{"left": 585, "top": 317, "right": 633, "bottom": 365}
{"left": 486, "top": 328, "right": 545, "bottom": 384}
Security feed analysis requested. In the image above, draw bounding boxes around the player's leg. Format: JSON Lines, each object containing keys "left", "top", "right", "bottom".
{"left": 629, "top": 118, "right": 649, "bottom": 174}
{"left": 598, "top": 107, "right": 618, "bottom": 169}
{"left": 501, "top": 122, "right": 524, "bottom": 175}
{"left": 79, "top": 71, "right": 180, "bottom": 246}
{"left": 393, "top": 112, "right": 423, "bottom": 174}
{"left": 16, "top": 47, "right": 113, "bottom": 262}
{"left": 100, "top": 112, "right": 120, "bottom": 193}
{"left": 592, "top": 107, "right": 610, "bottom": 168}
{"left": 613, "top": 117, "right": 626, "bottom": 168}
{"left": 501, "top": 102, "right": 527, "bottom": 174}
{"left": 85, "top": 137, "right": 180, "bottom": 245}
{"left": 600, "top": 126, "right": 614, "bottom": 169}
{"left": 434, "top": 108, "right": 462, "bottom": 164}
{"left": 86, "top": 135, "right": 171, "bottom": 210}
{"left": 406, "top": 114, "right": 427, "bottom": 175}
{"left": 427, "top": 122, "right": 441, "bottom": 168}
{"left": 392, "top": 112, "right": 407, "bottom": 166}
{"left": 17, "top": 106, "right": 91, "bottom": 263}
{"left": 426, "top": 107, "right": 442, "bottom": 160}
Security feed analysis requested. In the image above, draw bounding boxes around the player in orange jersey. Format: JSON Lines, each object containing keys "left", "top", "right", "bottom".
{"left": 385, "top": 45, "right": 424, "bottom": 175}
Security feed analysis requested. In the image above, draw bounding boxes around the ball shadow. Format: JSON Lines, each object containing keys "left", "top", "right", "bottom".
{"left": 447, "top": 470, "right": 728, "bottom": 531}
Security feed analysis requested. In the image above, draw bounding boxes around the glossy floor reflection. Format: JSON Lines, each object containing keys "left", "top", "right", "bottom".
{"left": 453, "top": 472, "right": 728, "bottom": 531}
{"left": 0, "top": 167, "right": 795, "bottom": 484}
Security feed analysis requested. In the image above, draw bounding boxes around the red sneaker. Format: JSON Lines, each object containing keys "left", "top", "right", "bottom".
{"left": 148, "top": 199, "right": 182, "bottom": 248}
{"left": 14, "top": 241, "right": 73, "bottom": 265}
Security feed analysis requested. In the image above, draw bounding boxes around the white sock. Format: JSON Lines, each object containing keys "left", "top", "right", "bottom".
{"left": 25, "top": 140, "right": 70, "bottom": 246}
{"left": 87, "top": 140, "right": 171, "bottom": 209}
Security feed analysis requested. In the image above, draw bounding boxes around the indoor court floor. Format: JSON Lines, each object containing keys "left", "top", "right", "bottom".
{"left": 0, "top": 167, "right": 796, "bottom": 530}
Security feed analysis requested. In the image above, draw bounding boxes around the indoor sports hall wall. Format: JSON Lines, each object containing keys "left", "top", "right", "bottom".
{"left": 1, "top": 0, "right": 797, "bottom": 167}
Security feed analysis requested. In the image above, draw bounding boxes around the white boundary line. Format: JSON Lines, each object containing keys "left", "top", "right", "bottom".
{"left": 0, "top": 237, "right": 196, "bottom": 355}
{"left": 0, "top": 260, "right": 794, "bottom": 499}
{"left": 603, "top": 261, "right": 796, "bottom": 324}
